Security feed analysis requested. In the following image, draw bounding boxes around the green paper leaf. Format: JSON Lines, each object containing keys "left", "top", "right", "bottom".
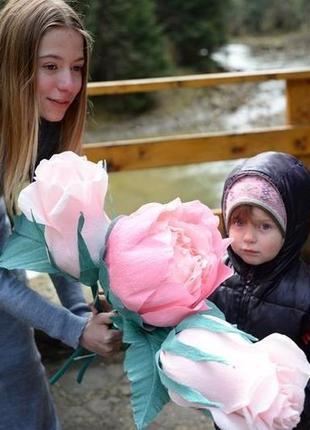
{"left": 205, "top": 299, "right": 226, "bottom": 319}
{"left": 99, "top": 261, "right": 124, "bottom": 310}
{"left": 0, "top": 213, "right": 58, "bottom": 273}
{"left": 123, "top": 320, "right": 170, "bottom": 430}
{"left": 162, "top": 332, "right": 229, "bottom": 365}
{"left": 77, "top": 213, "right": 99, "bottom": 286}
{"left": 176, "top": 313, "right": 256, "bottom": 342}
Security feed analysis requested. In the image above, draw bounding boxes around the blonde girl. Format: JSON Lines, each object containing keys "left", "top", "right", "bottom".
{"left": 0, "top": 1, "right": 121, "bottom": 429}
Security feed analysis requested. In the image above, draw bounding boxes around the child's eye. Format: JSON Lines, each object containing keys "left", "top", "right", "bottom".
{"left": 260, "top": 223, "right": 272, "bottom": 231}
{"left": 232, "top": 218, "right": 244, "bottom": 227}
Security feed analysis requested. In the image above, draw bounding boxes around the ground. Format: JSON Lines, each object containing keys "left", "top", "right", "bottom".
{"left": 42, "top": 344, "right": 214, "bottom": 430}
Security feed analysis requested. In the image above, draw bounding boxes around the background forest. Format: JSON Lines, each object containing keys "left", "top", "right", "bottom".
{"left": 73, "top": 0, "right": 309, "bottom": 112}
{"left": 75, "top": 0, "right": 309, "bottom": 78}
{"left": 0, "top": 0, "right": 308, "bottom": 111}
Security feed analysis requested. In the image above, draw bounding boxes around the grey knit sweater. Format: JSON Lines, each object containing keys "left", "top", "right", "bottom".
{"left": 0, "top": 121, "right": 90, "bottom": 429}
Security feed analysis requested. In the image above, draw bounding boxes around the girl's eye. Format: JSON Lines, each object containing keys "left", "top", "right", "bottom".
{"left": 44, "top": 64, "right": 57, "bottom": 71}
{"left": 72, "top": 65, "right": 83, "bottom": 72}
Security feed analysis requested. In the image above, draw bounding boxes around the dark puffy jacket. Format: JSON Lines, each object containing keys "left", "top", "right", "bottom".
{"left": 210, "top": 151, "right": 310, "bottom": 429}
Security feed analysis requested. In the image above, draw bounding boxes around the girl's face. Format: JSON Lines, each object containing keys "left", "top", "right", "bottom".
{"left": 37, "top": 27, "right": 84, "bottom": 122}
{"left": 228, "top": 206, "right": 284, "bottom": 265}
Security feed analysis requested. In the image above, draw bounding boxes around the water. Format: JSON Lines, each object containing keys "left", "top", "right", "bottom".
{"left": 212, "top": 42, "right": 310, "bottom": 71}
{"left": 212, "top": 41, "right": 310, "bottom": 131}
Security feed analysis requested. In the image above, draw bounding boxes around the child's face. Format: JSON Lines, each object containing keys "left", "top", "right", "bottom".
{"left": 37, "top": 27, "right": 84, "bottom": 122}
{"left": 228, "top": 206, "right": 284, "bottom": 265}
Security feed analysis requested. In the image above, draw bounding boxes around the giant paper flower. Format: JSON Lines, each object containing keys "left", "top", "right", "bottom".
{"left": 105, "top": 198, "right": 232, "bottom": 327}
{"left": 157, "top": 313, "right": 310, "bottom": 430}
{"left": 18, "top": 151, "right": 109, "bottom": 278}
{"left": 0, "top": 152, "right": 309, "bottom": 430}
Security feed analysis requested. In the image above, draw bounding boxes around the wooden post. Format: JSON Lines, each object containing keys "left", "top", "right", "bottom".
{"left": 286, "top": 78, "right": 310, "bottom": 166}
{"left": 286, "top": 78, "right": 310, "bottom": 260}
{"left": 286, "top": 78, "right": 310, "bottom": 125}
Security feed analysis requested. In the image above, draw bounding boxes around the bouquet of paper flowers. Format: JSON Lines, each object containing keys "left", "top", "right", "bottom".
{"left": 0, "top": 151, "right": 309, "bottom": 430}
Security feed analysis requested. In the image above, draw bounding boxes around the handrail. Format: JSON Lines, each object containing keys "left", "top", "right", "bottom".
{"left": 83, "top": 68, "right": 310, "bottom": 171}
{"left": 84, "top": 125, "right": 310, "bottom": 170}
{"left": 87, "top": 68, "right": 310, "bottom": 95}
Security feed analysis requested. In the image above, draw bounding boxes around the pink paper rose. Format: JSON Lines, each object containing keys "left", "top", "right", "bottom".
{"left": 18, "top": 151, "right": 109, "bottom": 278}
{"left": 105, "top": 198, "right": 232, "bottom": 326}
{"left": 159, "top": 315, "right": 310, "bottom": 430}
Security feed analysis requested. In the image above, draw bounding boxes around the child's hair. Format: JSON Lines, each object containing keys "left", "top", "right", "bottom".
{"left": 0, "top": 0, "right": 92, "bottom": 216}
{"left": 228, "top": 205, "right": 253, "bottom": 228}
{"left": 228, "top": 204, "right": 283, "bottom": 234}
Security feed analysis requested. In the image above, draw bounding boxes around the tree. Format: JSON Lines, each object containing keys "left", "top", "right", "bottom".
{"left": 227, "top": 0, "right": 305, "bottom": 34}
{"left": 77, "top": 0, "right": 171, "bottom": 112}
{"left": 157, "top": 0, "right": 231, "bottom": 70}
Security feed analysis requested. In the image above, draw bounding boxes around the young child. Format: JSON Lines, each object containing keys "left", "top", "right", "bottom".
{"left": 210, "top": 151, "right": 310, "bottom": 430}
{"left": 0, "top": 1, "right": 122, "bottom": 429}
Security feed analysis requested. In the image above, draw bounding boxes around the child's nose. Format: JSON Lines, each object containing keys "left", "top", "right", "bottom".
{"left": 243, "top": 226, "right": 256, "bottom": 243}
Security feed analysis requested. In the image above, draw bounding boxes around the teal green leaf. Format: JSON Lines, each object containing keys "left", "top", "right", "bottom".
{"left": 119, "top": 307, "right": 146, "bottom": 328}
{"left": 176, "top": 313, "right": 256, "bottom": 342}
{"left": 162, "top": 332, "right": 229, "bottom": 365}
{"left": 0, "top": 213, "right": 58, "bottom": 273}
{"left": 205, "top": 299, "right": 226, "bottom": 319}
{"left": 123, "top": 320, "right": 170, "bottom": 429}
{"left": 77, "top": 213, "right": 99, "bottom": 286}
{"left": 98, "top": 261, "right": 124, "bottom": 311}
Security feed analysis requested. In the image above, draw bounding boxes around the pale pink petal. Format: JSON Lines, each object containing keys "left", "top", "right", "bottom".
{"left": 106, "top": 198, "right": 232, "bottom": 326}
{"left": 159, "top": 318, "right": 310, "bottom": 430}
{"left": 18, "top": 151, "right": 109, "bottom": 278}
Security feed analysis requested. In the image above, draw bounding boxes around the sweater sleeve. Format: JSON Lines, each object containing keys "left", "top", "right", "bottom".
{"left": 0, "top": 195, "right": 89, "bottom": 348}
{"left": 0, "top": 268, "right": 88, "bottom": 348}
{"left": 50, "top": 273, "right": 90, "bottom": 317}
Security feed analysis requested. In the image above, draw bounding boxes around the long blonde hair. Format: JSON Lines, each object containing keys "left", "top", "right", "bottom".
{"left": 0, "top": 0, "right": 92, "bottom": 216}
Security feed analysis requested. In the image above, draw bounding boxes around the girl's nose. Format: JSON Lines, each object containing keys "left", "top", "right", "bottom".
{"left": 57, "top": 70, "right": 75, "bottom": 92}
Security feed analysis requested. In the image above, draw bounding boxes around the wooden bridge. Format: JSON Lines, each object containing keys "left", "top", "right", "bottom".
{"left": 83, "top": 69, "right": 310, "bottom": 172}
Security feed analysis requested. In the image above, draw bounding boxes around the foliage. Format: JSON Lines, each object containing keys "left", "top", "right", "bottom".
{"left": 76, "top": 0, "right": 171, "bottom": 113}
{"left": 228, "top": 0, "right": 309, "bottom": 35}
{"left": 156, "top": 0, "right": 231, "bottom": 70}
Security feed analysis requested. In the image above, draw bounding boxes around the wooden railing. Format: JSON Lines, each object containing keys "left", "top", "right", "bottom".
{"left": 83, "top": 68, "right": 310, "bottom": 171}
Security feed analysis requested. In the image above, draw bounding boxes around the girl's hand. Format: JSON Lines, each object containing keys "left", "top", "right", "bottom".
{"left": 79, "top": 311, "right": 122, "bottom": 357}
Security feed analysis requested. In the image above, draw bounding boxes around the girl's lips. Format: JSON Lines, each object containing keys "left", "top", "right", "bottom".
{"left": 47, "top": 97, "right": 70, "bottom": 105}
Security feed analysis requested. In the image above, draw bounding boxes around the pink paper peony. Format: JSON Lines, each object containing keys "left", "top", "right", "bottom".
{"left": 18, "top": 151, "right": 109, "bottom": 278}
{"left": 105, "top": 198, "right": 232, "bottom": 326}
{"left": 159, "top": 315, "right": 310, "bottom": 430}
